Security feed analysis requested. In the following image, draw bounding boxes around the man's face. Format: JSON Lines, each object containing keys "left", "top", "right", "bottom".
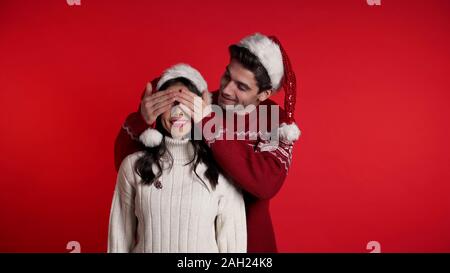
{"left": 218, "top": 59, "right": 271, "bottom": 108}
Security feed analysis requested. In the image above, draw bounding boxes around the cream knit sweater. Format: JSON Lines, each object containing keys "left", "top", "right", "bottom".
{"left": 108, "top": 137, "right": 247, "bottom": 253}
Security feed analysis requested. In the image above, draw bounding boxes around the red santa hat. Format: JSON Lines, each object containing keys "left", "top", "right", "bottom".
{"left": 139, "top": 64, "right": 208, "bottom": 148}
{"left": 237, "top": 33, "right": 301, "bottom": 142}
{"left": 156, "top": 63, "right": 208, "bottom": 94}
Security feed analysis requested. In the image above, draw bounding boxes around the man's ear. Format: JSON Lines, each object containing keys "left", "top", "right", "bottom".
{"left": 257, "top": 89, "right": 273, "bottom": 102}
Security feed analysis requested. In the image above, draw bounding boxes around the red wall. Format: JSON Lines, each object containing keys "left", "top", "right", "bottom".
{"left": 0, "top": 0, "right": 449, "bottom": 253}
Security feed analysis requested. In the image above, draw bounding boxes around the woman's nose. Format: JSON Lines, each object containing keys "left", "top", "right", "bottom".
{"left": 171, "top": 105, "right": 185, "bottom": 117}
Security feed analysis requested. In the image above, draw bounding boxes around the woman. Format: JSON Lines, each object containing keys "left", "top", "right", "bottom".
{"left": 108, "top": 64, "right": 247, "bottom": 253}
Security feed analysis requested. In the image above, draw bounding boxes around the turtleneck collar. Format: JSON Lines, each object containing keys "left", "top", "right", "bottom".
{"left": 163, "top": 136, "right": 195, "bottom": 165}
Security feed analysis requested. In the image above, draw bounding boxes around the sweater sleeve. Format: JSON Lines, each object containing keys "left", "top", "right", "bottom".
{"left": 108, "top": 156, "right": 137, "bottom": 253}
{"left": 114, "top": 112, "right": 147, "bottom": 171}
{"left": 202, "top": 113, "right": 294, "bottom": 199}
{"left": 215, "top": 179, "right": 247, "bottom": 253}
{"left": 114, "top": 78, "right": 160, "bottom": 171}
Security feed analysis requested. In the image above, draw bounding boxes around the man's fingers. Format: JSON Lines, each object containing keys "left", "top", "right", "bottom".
{"left": 156, "top": 86, "right": 188, "bottom": 101}
{"left": 150, "top": 93, "right": 177, "bottom": 109}
{"left": 154, "top": 89, "right": 178, "bottom": 99}
{"left": 176, "top": 90, "right": 198, "bottom": 104}
{"left": 142, "top": 89, "right": 177, "bottom": 105}
{"left": 152, "top": 97, "right": 176, "bottom": 111}
{"left": 153, "top": 103, "right": 173, "bottom": 117}
{"left": 179, "top": 89, "right": 205, "bottom": 108}
{"left": 144, "top": 83, "right": 191, "bottom": 100}
{"left": 144, "top": 87, "right": 204, "bottom": 120}
{"left": 144, "top": 82, "right": 153, "bottom": 97}
{"left": 177, "top": 91, "right": 205, "bottom": 111}
{"left": 174, "top": 96, "right": 195, "bottom": 112}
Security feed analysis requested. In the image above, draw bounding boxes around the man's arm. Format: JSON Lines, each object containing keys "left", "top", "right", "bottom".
{"left": 177, "top": 90, "right": 296, "bottom": 200}
{"left": 114, "top": 111, "right": 147, "bottom": 171}
{"left": 207, "top": 137, "right": 294, "bottom": 200}
{"left": 113, "top": 82, "right": 149, "bottom": 172}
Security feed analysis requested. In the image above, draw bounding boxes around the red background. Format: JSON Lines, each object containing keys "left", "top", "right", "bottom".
{"left": 1, "top": 0, "right": 449, "bottom": 253}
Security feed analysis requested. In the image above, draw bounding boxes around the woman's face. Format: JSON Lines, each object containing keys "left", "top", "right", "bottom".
{"left": 160, "top": 83, "right": 193, "bottom": 139}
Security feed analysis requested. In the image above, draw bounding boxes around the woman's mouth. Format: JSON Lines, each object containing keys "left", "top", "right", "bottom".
{"left": 171, "top": 118, "right": 189, "bottom": 128}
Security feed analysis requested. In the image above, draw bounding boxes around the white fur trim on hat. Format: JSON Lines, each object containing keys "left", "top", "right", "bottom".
{"left": 238, "top": 33, "right": 284, "bottom": 90}
{"left": 156, "top": 64, "right": 208, "bottom": 93}
{"left": 279, "top": 122, "right": 301, "bottom": 142}
{"left": 139, "top": 128, "right": 163, "bottom": 148}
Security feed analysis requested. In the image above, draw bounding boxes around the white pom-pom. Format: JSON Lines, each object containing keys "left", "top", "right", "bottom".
{"left": 139, "top": 128, "right": 163, "bottom": 147}
{"left": 279, "top": 123, "right": 301, "bottom": 142}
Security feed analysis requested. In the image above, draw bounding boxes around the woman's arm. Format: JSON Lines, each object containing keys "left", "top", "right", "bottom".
{"left": 108, "top": 156, "right": 137, "bottom": 253}
{"left": 215, "top": 180, "right": 247, "bottom": 253}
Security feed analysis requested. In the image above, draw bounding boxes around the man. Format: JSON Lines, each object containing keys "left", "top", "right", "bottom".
{"left": 114, "top": 33, "right": 301, "bottom": 252}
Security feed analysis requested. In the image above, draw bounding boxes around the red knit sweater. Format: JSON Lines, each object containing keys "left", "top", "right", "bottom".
{"left": 114, "top": 86, "right": 295, "bottom": 253}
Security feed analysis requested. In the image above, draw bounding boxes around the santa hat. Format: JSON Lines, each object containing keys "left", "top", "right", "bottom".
{"left": 237, "top": 33, "right": 301, "bottom": 142}
{"left": 140, "top": 64, "right": 209, "bottom": 148}
{"left": 156, "top": 64, "right": 208, "bottom": 95}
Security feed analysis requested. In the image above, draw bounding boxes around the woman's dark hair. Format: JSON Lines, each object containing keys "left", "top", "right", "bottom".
{"left": 134, "top": 77, "right": 220, "bottom": 189}
{"left": 229, "top": 45, "right": 272, "bottom": 92}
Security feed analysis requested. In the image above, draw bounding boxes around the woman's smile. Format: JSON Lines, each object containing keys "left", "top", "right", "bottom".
{"left": 170, "top": 117, "right": 189, "bottom": 128}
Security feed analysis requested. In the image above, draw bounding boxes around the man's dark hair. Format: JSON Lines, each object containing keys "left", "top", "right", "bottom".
{"left": 229, "top": 45, "right": 272, "bottom": 92}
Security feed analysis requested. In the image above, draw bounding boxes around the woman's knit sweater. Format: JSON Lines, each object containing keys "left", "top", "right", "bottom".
{"left": 108, "top": 136, "right": 247, "bottom": 253}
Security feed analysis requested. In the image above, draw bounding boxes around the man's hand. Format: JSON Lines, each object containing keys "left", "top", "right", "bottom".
{"left": 140, "top": 82, "right": 178, "bottom": 125}
{"left": 175, "top": 89, "right": 212, "bottom": 123}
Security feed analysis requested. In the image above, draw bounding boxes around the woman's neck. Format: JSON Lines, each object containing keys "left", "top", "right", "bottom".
{"left": 163, "top": 136, "right": 195, "bottom": 164}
